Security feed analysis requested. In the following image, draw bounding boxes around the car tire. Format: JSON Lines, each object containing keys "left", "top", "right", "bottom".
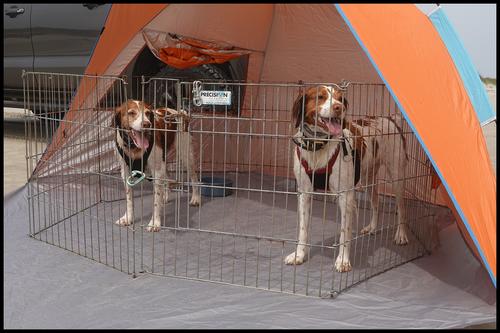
{"left": 144, "top": 63, "right": 238, "bottom": 112}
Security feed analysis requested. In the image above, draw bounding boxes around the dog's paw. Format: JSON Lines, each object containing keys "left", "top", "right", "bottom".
{"left": 360, "top": 224, "right": 376, "bottom": 235}
{"left": 115, "top": 215, "right": 132, "bottom": 226}
{"left": 284, "top": 251, "right": 306, "bottom": 265}
{"left": 334, "top": 256, "right": 352, "bottom": 273}
{"left": 394, "top": 224, "right": 409, "bottom": 245}
{"left": 145, "top": 220, "right": 161, "bottom": 232}
{"left": 189, "top": 194, "right": 201, "bottom": 207}
{"left": 145, "top": 225, "right": 161, "bottom": 232}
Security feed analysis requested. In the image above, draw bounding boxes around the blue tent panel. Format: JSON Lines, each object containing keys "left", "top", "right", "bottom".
{"left": 429, "top": 7, "right": 495, "bottom": 125}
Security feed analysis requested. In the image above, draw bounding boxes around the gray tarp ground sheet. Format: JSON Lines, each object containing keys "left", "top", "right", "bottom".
{"left": 4, "top": 185, "right": 496, "bottom": 328}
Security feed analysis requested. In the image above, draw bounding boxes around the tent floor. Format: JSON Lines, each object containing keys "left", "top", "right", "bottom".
{"left": 28, "top": 172, "right": 440, "bottom": 298}
{"left": 6, "top": 182, "right": 495, "bottom": 328}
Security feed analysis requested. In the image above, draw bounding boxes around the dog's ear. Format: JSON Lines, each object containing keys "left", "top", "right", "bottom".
{"left": 147, "top": 108, "right": 155, "bottom": 126}
{"left": 341, "top": 95, "right": 349, "bottom": 111}
{"left": 292, "top": 91, "right": 306, "bottom": 129}
{"left": 166, "top": 85, "right": 177, "bottom": 109}
{"left": 333, "top": 90, "right": 348, "bottom": 112}
{"left": 114, "top": 103, "right": 125, "bottom": 128}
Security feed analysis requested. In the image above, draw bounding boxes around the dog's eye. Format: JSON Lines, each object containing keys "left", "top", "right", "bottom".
{"left": 127, "top": 109, "right": 137, "bottom": 115}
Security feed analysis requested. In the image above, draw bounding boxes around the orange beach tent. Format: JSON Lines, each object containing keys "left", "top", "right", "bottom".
{"left": 32, "top": 4, "right": 496, "bottom": 286}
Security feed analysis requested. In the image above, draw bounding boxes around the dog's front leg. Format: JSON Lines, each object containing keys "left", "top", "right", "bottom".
{"left": 116, "top": 163, "right": 134, "bottom": 226}
{"left": 285, "top": 157, "right": 313, "bottom": 265}
{"left": 188, "top": 170, "right": 201, "bottom": 207}
{"left": 360, "top": 183, "right": 379, "bottom": 235}
{"left": 177, "top": 131, "right": 201, "bottom": 207}
{"left": 146, "top": 179, "right": 164, "bottom": 232}
{"left": 335, "top": 191, "right": 355, "bottom": 272}
{"left": 146, "top": 156, "right": 166, "bottom": 232}
{"left": 393, "top": 179, "right": 409, "bottom": 245}
{"left": 285, "top": 191, "right": 312, "bottom": 265}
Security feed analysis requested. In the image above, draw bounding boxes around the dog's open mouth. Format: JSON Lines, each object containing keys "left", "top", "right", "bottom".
{"left": 130, "top": 129, "right": 150, "bottom": 150}
{"left": 318, "top": 117, "right": 342, "bottom": 136}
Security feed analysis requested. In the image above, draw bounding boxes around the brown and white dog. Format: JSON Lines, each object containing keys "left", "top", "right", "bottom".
{"left": 114, "top": 99, "right": 201, "bottom": 232}
{"left": 285, "top": 86, "right": 409, "bottom": 272}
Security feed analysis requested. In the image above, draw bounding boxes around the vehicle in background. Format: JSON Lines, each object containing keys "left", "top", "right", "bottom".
{"left": 4, "top": 4, "right": 111, "bottom": 107}
{"left": 4, "top": 3, "right": 247, "bottom": 111}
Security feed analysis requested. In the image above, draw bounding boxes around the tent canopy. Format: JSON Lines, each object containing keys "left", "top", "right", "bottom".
{"left": 33, "top": 4, "right": 496, "bottom": 287}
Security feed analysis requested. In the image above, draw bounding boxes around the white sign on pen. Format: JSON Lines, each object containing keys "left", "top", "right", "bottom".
{"left": 199, "top": 90, "right": 232, "bottom": 106}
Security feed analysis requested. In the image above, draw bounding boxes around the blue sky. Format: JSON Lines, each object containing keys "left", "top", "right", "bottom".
{"left": 416, "top": 4, "right": 496, "bottom": 78}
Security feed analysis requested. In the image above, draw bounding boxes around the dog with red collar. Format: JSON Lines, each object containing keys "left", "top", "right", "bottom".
{"left": 286, "top": 86, "right": 409, "bottom": 272}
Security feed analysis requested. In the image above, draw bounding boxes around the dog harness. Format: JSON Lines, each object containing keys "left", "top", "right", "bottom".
{"left": 295, "top": 140, "right": 361, "bottom": 191}
{"left": 296, "top": 145, "right": 339, "bottom": 191}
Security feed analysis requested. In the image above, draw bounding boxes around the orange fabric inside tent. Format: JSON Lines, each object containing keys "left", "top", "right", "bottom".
{"left": 143, "top": 31, "right": 251, "bottom": 69}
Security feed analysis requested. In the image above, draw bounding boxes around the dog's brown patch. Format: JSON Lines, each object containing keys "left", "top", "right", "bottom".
{"left": 154, "top": 107, "right": 192, "bottom": 160}
{"left": 353, "top": 118, "right": 375, "bottom": 127}
{"left": 345, "top": 120, "right": 367, "bottom": 158}
{"left": 386, "top": 117, "right": 408, "bottom": 160}
{"left": 372, "top": 138, "right": 379, "bottom": 158}
{"left": 153, "top": 108, "right": 181, "bottom": 159}
{"left": 332, "top": 89, "right": 349, "bottom": 114}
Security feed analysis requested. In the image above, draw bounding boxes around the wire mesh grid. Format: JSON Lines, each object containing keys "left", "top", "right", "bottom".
{"left": 24, "top": 72, "right": 444, "bottom": 298}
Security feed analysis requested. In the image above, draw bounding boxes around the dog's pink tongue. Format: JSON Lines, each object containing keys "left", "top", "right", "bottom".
{"left": 131, "top": 131, "right": 149, "bottom": 150}
{"left": 325, "top": 120, "right": 342, "bottom": 137}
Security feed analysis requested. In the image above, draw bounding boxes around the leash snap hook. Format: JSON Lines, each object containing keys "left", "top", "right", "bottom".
{"left": 126, "top": 170, "right": 146, "bottom": 187}
{"left": 192, "top": 80, "right": 203, "bottom": 107}
{"left": 341, "top": 129, "right": 354, "bottom": 162}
